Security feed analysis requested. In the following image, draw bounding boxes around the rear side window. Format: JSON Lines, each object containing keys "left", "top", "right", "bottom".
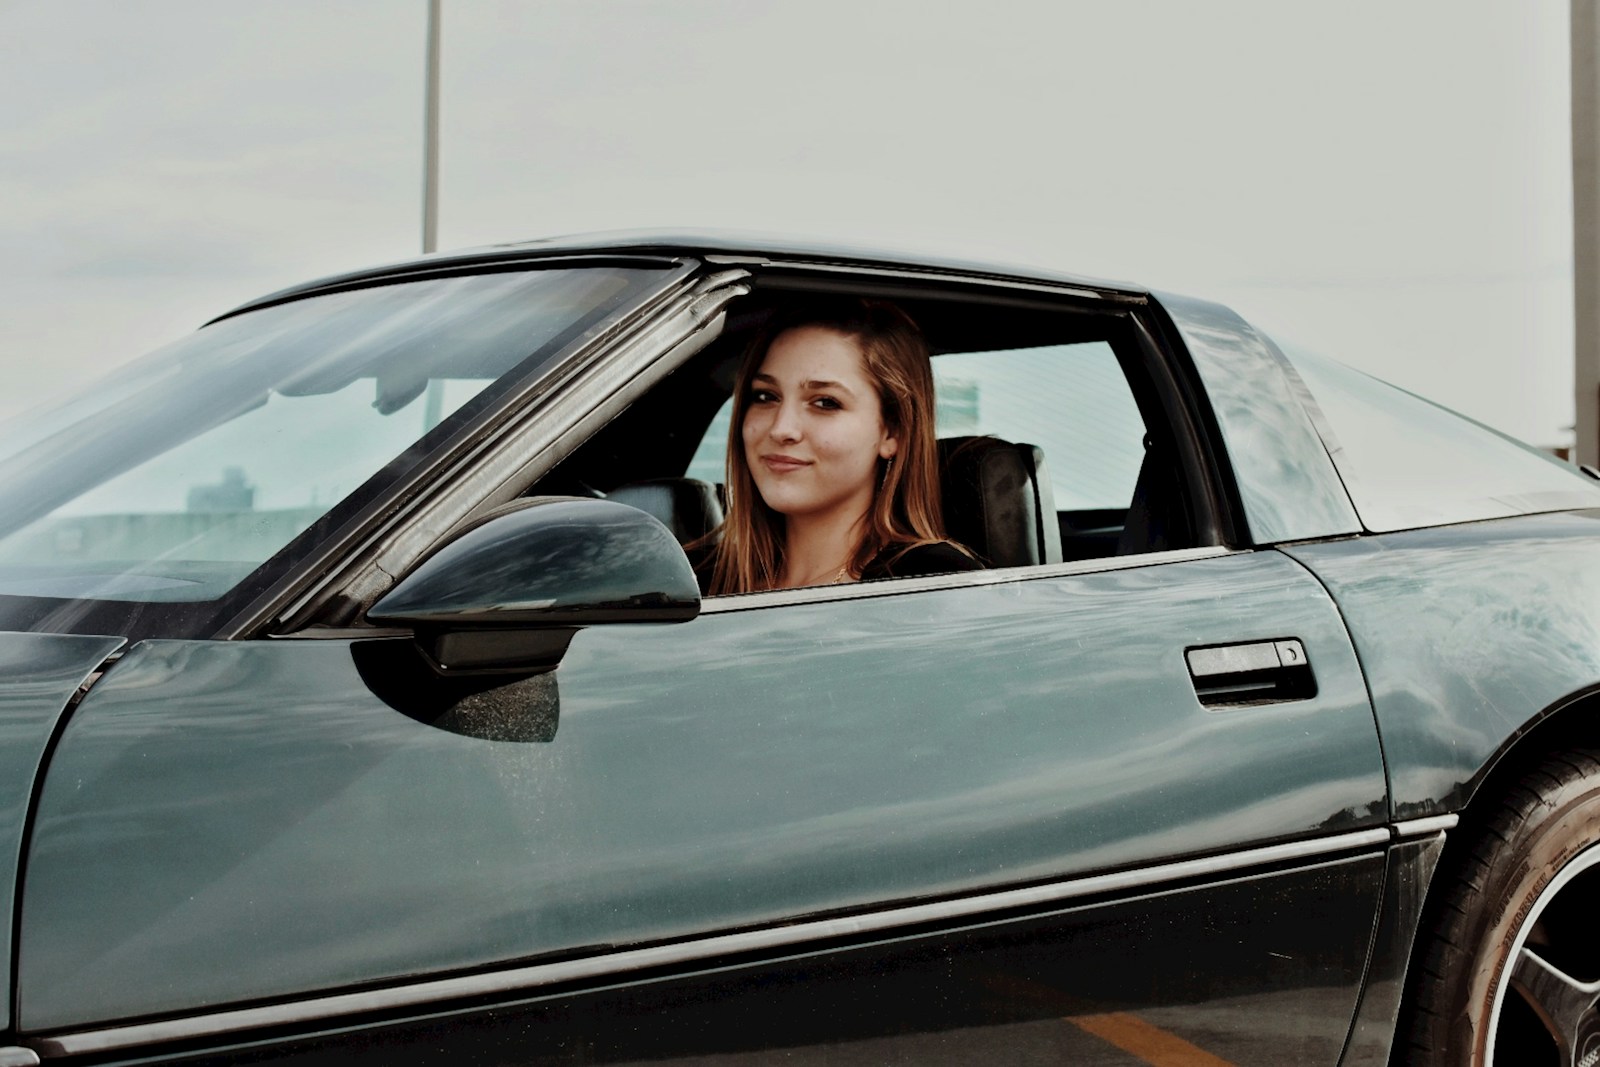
{"left": 931, "top": 342, "right": 1145, "bottom": 511}
{"left": 1284, "top": 346, "right": 1600, "bottom": 532}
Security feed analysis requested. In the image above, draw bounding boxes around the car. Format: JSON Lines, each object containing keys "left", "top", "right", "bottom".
{"left": 0, "top": 231, "right": 1598, "bottom": 1067}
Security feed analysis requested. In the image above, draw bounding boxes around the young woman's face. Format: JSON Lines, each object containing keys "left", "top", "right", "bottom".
{"left": 742, "top": 325, "right": 898, "bottom": 526}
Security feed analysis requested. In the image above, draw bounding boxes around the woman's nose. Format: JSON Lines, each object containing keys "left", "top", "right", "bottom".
{"left": 769, "top": 401, "right": 802, "bottom": 442}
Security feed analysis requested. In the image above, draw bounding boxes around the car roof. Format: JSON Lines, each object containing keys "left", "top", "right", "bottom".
{"left": 214, "top": 229, "right": 1149, "bottom": 322}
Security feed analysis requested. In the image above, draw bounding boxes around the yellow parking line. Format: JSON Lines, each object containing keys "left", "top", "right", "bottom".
{"left": 1067, "top": 1012, "right": 1236, "bottom": 1067}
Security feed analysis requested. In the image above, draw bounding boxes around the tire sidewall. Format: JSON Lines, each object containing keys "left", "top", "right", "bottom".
{"left": 1453, "top": 778, "right": 1600, "bottom": 1061}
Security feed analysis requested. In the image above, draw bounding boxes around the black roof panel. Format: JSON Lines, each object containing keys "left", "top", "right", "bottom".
{"left": 215, "top": 229, "right": 1147, "bottom": 322}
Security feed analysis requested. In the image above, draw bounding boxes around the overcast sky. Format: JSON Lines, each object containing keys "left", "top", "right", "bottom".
{"left": 0, "top": 1, "right": 1576, "bottom": 445}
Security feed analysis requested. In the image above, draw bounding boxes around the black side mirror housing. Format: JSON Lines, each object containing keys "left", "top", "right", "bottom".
{"left": 368, "top": 497, "right": 700, "bottom": 673}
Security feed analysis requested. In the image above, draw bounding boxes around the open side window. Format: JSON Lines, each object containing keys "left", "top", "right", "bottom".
{"left": 526, "top": 272, "right": 1225, "bottom": 590}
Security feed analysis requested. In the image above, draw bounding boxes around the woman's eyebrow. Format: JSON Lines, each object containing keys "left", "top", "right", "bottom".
{"left": 802, "top": 378, "right": 855, "bottom": 395}
{"left": 751, "top": 372, "right": 857, "bottom": 396}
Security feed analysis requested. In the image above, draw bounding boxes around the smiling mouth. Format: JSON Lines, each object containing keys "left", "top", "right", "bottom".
{"left": 760, "top": 455, "right": 811, "bottom": 473}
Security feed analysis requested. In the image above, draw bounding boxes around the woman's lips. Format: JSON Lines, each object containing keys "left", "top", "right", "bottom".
{"left": 760, "top": 454, "right": 810, "bottom": 473}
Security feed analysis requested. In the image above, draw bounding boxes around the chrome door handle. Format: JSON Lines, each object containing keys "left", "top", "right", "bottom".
{"left": 1185, "top": 639, "right": 1316, "bottom": 707}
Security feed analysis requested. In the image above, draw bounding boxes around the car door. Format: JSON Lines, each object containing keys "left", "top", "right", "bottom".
{"left": 17, "top": 553, "right": 1386, "bottom": 1066}
{"left": 13, "top": 276, "right": 1389, "bottom": 1066}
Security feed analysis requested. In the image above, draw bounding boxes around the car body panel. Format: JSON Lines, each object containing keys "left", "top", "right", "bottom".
{"left": 1283, "top": 510, "right": 1600, "bottom": 819}
{"left": 0, "top": 630, "right": 124, "bottom": 1031}
{"left": 1339, "top": 832, "right": 1450, "bottom": 1067}
{"left": 99, "top": 852, "right": 1385, "bottom": 1066}
{"left": 19, "top": 549, "right": 1385, "bottom": 1035}
{"left": 1154, "top": 292, "right": 1362, "bottom": 546}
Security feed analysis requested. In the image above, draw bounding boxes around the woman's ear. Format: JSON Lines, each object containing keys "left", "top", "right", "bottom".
{"left": 879, "top": 435, "right": 899, "bottom": 461}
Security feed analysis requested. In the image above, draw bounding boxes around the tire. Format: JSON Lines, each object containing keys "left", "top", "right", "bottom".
{"left": 1405, "top": 749, "right": 1600, "bottom": 1066}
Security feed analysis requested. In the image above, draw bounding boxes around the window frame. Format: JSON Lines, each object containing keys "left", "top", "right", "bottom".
{"left": 508, "top": 262, "right": 1243, "bottom": 611}
{"left": 740, "top": 267, "right": 1238, "bottom": 556}
{"left": 698, "top": 544, "right": 1240, "bottom": 614}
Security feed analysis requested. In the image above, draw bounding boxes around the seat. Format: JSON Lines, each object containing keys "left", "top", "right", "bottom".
{"left": 1116, "top": 436, "right": 1192, "bottom": 555}
{"left": 938, "top": 436, "right": 1063, "bottom": 568}
{"left": 606, "top": 477, "right": 724, "bottom": 545}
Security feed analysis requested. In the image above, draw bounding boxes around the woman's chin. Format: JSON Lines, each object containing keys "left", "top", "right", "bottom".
{"left": 758, "top": 493, "right": 869, "bottom": 526}
{"left": 750, "top": 479, "right": 805, "bottom": 515}
{"left": 757, "top": 493, "right": 813, "bottom": 518}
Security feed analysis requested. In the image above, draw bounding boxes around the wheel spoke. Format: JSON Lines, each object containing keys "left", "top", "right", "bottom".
{"left": 1510, "top": 946, "right": 1600, "bottom": 1055}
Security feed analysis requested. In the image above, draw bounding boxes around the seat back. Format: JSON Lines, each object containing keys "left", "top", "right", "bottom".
{"left": 607, "top": 478, "right": 724, "bottom": 545}
{"left": 938, "top": 437, "right": 1062, "bottom": 568}
{"left": 1116, "top": 437, "right": 1191, "bottom": 555}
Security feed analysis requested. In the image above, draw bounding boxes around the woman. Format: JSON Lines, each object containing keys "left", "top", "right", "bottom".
{"left": 701, "top": 298, "right": 980, "bottom": 595}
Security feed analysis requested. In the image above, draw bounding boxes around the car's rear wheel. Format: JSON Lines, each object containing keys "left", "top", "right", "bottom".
{"left": 1406, "top": 749, "right": 1600, "bottom": 1065}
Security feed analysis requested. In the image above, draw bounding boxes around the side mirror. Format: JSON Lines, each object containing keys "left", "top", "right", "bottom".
{"left": 368, "top": 497, "right": 700, "bottom": 674}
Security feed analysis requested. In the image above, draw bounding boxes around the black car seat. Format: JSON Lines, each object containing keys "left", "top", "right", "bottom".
{"left": 1116, "top": 435, "right": 1192, "bottom": 555}
{"left": 606, "top": 478, "right": 724, "bottom": 545}
{"left": 938, "top": 436, "right": 1063, "bottom": 568}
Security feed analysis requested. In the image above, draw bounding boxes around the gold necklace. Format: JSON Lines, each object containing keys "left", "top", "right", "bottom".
{"left": 791, "top": 562, "right": 851, "bottom": 587}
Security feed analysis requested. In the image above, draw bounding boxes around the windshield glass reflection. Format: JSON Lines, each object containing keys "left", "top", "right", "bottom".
{"left": 0, "top": 267, "right": 662, "bottom": 604}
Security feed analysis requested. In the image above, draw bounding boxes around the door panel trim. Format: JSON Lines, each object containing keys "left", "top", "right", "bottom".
{"left": 1392, "top": 814, "right": 1458, "bottom": 839}
{"left": 701, "top": 545, "right": 1237, "bottom": 614}
{"left": 29, "top": 827, "right": 1389, "bottom": 1058}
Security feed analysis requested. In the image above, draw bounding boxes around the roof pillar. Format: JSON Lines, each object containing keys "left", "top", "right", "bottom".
{"left": 1574, "top": 0, "right": 1600, "bottom": 464}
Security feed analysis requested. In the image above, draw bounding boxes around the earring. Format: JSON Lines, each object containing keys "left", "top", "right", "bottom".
{"left": 878, "top": 455, "right": 894, "bottom": 489}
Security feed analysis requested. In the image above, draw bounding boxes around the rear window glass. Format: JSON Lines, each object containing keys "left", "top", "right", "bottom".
{"left": 1283, "top": 346, "right": 1600, "bottom": 532}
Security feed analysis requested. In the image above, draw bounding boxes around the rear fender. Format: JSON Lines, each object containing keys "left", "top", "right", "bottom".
{"left": 1281, "top": 511, "right": 1600, "bottom": 819}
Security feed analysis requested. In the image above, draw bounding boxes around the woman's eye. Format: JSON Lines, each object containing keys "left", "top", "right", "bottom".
{"left": 750, "top": 389, "right": 778, "bottom": 404}
{"left": 811, "top": 396, "right": 842, "bottom": 411}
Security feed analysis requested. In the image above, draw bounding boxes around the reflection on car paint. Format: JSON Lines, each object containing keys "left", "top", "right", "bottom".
{"left": 20, "top": 549, "right": 1384, "bottom": 1038}
{"left": 1284, "top": 509, "right": 1600, "bottom": 818}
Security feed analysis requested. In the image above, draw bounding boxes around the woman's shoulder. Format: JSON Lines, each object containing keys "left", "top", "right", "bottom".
{"left": 862, "top": 540, "right": 983, "bottom": 581}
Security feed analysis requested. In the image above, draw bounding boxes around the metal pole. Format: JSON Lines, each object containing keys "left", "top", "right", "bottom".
{"left": 422, "top": 0, "right": 441, "bottom": 255}
{"left": 1574, "top": 0, "right": 1599, "bottom": 464}
{"left": 421, "top": 0, "right": 445, "bottom": 432}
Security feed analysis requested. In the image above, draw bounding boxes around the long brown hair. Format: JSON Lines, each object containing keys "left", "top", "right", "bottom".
{"left": 707, "top": 298, "right": 951, "bottom": 595}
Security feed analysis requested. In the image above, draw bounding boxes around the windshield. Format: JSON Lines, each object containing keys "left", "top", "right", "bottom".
{"left": 0, "top": 265, "right": 670, "bottom": 635}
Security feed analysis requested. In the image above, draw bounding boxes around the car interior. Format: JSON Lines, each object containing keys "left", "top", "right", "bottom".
{"left": 526, "top": 277, "right": 1202, "bottom": 589}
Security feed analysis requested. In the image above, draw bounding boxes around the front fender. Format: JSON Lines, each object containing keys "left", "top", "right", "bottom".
{"left": 0, "top": 631, "right": 124, "bottom": 1031}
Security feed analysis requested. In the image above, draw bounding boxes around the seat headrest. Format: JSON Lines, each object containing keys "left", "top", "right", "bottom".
{"left": 607, "top": 478, "right": 724, "bottom": 545}
{"left": 938, "top": 437, "right": 1062, "bottom": 568}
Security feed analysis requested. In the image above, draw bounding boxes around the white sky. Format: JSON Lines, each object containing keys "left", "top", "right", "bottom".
{"left": 0, "top": 0, "right": 1577, "bottom": 446}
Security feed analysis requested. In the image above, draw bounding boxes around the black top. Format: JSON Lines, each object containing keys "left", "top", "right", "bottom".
{"left": 859, "top": 541, "right": 983, "bottom": 582}
{"left": 693, "top": 540, "right": 982, "bottom": 595}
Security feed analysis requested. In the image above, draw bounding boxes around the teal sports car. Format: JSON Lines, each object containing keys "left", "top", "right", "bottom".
{"left": 2, "top": 233, "right": 1599, "bottom": 1066}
